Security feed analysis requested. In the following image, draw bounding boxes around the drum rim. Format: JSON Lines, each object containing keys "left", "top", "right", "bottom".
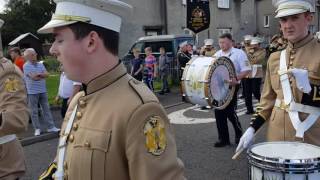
{"left": 208, "top": 56, "right": 236, "bottom": 110}
{"left": 247, "top": 142, "right": 320, "bottom": 174}
{"left": 181, "top": 56, "right": 198, "bottom": 104}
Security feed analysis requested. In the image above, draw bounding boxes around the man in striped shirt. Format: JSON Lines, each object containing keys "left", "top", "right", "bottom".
{"left": 23, "top": 48, "right": 60, "bottom": 136}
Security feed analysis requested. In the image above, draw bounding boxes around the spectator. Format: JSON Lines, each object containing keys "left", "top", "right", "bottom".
{"left": 9, "top": 47, "right": 25, "bottom": 72}
{"left": 130, "top": 48, "right": 144, "bottom": 81}
{"left": 55, "top": 65, "right": 82, "bottom": 118}
{"left": 143, "top": 47, "right": 157, "bottom": 91}
{"left": 23, "top": 48, "right": 60, "bottom": 136}
{"left": 158, "top": 47, "right": 170, "bottom": 95}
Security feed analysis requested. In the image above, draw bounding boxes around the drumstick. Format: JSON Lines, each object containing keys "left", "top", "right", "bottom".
{"left": 232, "top": 128, "right": 263, "bottom": 160}
{"left": 232, "top": 147, "right": 244, "bottom": 160}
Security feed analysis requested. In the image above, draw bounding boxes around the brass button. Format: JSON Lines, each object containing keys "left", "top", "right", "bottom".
{"left": 68, "top": 134, "right": 74, "bottom": 143}
{"left": 290, "top": 56, "right": 295, "bottom": 60}
{"left": 290, "top": 50, "right": 296, "bottom": 54}
{"left": 63, "top": 162, "right": 68, "bottom": 170}
{"left": 79, "top": 100, "right": 86, "bottom": 108}
{"left": 84, "top": 141, "right": 91, "bottom": 148}
{"left": 72, "top": 123, "right": 79, "bottom": 131}
{"left": 76, "top": 112, "right": 82, "bottom": 119}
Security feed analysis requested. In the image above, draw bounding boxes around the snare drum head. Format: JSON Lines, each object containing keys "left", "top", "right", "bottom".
{"left": 250, "top": 142, "right": 320, "bottom": 160}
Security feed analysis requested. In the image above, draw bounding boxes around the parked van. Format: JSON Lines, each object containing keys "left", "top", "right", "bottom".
{"left": 122, "top": 34, "right": 194, "bottom": 75}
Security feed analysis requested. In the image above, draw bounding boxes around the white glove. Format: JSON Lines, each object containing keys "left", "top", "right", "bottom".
{"left": 236, "top": 127, "right": 255, "bottom": 153}
{"left": 289, "top": 68, "right": 311, "bottom": 93}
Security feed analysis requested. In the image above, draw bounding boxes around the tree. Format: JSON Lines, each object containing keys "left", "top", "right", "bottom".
{"left": 0, "top": 0, "right": 55, "bottom": 48}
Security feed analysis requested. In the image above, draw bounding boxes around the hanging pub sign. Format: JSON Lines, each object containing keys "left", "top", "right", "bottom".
{"left": 186, "top": 0, "right": 210, "bottom": 34}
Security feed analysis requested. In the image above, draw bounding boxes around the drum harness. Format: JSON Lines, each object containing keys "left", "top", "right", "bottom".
{"left": 276, "top": 50, "right": 320, "bottom": 138}
{"left": 54, "top": 105, "right": 78, "bottom": 180}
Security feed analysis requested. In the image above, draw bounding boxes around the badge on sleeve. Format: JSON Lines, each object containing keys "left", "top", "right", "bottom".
{"left": 4, "top": 77, "right": 20, "bottom": 93}
{"left": 143, "top": 116, "right": 167, "bottom": 156}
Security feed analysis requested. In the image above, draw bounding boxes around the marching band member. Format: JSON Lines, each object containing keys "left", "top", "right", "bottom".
{"left": 243, "top": 37, "right": 266, "bottom": 114}
{"left": 213, "top": 33, "right": 251, "bottom": 147}
{"left": 237, "top": 0, "right": 320, "bottom": 153}
{"left": 38, "top": 0, "right": 185, "bottom": 179}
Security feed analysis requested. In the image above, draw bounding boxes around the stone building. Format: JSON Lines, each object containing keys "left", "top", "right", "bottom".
{"left": 119, "top": 0, "right": 319, "bottom": 56}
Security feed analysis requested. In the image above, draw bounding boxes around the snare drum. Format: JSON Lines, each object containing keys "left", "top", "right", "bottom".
{"left": 181, "top": 56, "right": 236, "bottom": 109}
{"left": 248, "top": 142, "right": 320, "bottom": 180}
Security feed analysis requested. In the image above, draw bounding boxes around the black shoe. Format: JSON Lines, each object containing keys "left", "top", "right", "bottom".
{"left": 214, "top": 141, "right": 231, "bottom": 147}
{"left": 200, "top": 106, "right": 207, "bottom": 110}
{"left": 159, "top": 91, "right": 164, "bottom": 95}
{"left": 245, "top": 111, "right": 254, "bottom": 115}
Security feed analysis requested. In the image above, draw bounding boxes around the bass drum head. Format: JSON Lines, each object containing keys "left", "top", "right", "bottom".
{"left": 208, "top": 56, "right": 236, "bottom": 110}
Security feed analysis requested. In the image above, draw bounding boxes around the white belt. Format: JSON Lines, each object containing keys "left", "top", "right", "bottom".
{"left": 251, "top": 64, "right": 262, "bottom": 78}
{"left": 278, "top": 50, "right": 320, "bottom": 138}
{"left": 275, "top": 99, "right": 320, "bottom": 115}
{"left": 54, "top": 105, "right": 78, "bottom": 180}
{"left": 0, "top": 134, "right": 16, "bottom": 144}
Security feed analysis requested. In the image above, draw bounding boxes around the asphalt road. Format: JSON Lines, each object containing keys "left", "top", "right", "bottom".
{"left": 22, "top": 96, "right": 266, "bottom": 180}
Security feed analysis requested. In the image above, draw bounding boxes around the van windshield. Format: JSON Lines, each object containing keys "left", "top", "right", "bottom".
{"left": 144, "top": 41, "right": 173, "bottom": 55}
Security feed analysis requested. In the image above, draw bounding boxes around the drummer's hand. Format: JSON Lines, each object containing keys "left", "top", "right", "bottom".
{"left": 236, "top": 127, "right": 255, "bottom": 153}
{"left": 229, "top": 77, "right": 239, "bottom": 86}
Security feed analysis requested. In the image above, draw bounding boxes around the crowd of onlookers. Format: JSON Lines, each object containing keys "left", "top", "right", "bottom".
{"left": 5, "top": 47, "right": 81, "bottom": 136}
{"left": 130, "top": 46, "right": 171, "bottom": 95}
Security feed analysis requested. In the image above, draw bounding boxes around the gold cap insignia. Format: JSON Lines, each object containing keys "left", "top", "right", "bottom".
{"left": 4, "top": 77, "right": 20, "bottom": 93}
{"left": 143, "top": 116, "right": 167, "bottom": 156}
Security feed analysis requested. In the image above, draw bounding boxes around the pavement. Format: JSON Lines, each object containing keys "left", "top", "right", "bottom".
{"left": 20, "top": 87, "right": 267, "bottom": 180}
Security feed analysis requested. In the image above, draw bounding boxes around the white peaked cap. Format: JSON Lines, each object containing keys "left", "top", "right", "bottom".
{"left": 38, "top": 0, "right": 133, "bottom": 34}
{"left": 244, "top": 35, "right": 253, "bottom": 41}
{"left": 250, "top": 37, "right": 263, "bottom": 45}
{"left": 273, "top": 0, "right": 315, "bottom": 18}
{"left": 204, "top": 39, "right": 214, "bottom": 46}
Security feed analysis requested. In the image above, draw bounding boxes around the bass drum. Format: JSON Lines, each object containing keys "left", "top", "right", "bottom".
{"left": 181, "top": 56, "right": 237, "bottom": 110}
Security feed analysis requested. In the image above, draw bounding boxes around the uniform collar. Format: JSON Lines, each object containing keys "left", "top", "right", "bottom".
{"left": 288, "top": 33, "right": 314, "bottom": 49}
{"left": 85, "top": 62, "right": 127, "bottom": 95}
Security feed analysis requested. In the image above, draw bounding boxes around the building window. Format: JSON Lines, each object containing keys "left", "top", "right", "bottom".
{"left": 217, "top": 28, "right": 232, "bottom": 36}
{"left": 144, "top": 26, "right": 163, "bottom": 36}
{"left": 264, "top": 15, "right": 270, "bottom": 28}
{"left": 218, "top": 0, "right": 230, "bottom": 9}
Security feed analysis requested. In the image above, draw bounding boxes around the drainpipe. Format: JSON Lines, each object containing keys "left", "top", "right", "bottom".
{"left": 161, "top": 0, "right": 168, "bottom": 34}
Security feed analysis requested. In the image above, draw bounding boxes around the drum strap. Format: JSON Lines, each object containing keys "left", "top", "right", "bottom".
{"left": 278, "top": 50, "right": 320, "bottom": 138}
{"left": 54, "top": 105, "right": 78, "bottom": 180}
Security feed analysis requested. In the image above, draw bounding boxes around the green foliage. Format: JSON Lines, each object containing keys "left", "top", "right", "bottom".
{"left": 42, "top": 56, "right": 60, "bottom": 72}
{"left": 0, "top": 0, "right": 55, "bottom": 46}
{"left": 46, "top": 72, "right": 59, "bottom": 105}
